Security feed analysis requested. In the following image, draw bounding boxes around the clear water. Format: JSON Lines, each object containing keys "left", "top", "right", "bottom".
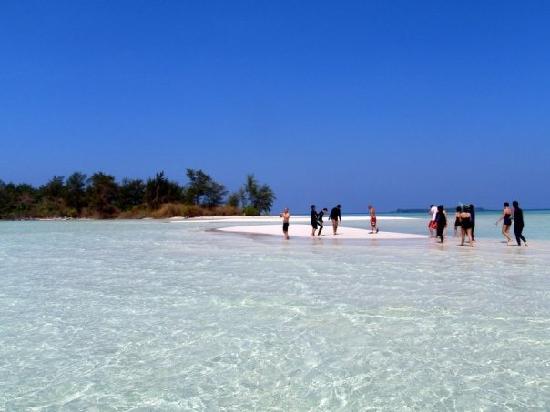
{"left": 1, "top": 213, "right": 549, "bottom": 410}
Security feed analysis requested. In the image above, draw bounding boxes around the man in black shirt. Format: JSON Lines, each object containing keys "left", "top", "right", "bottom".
{"left": 512, "top": 200, "right": 527, "bottom": 246}
{"left": 310, "top": 205, "right": 318, "bottom": 236}
{"left": 330, "top": 204, "right": 342, "bottom": 235}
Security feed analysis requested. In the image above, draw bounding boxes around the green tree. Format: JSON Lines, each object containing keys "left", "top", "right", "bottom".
{"left": 241, "top": 174, "right": 275, "bottom": 215}
{"left": 226, "top": 191, "right": 241, "bottom": 208}
{"left": 254, "top": 184, "right": 275, "bottom": 215}
{"left": 65, "top": 172, "right": 87, "bottom": 215}
{"left": 40, "top": 176, "right": 65, "bottom": 199}
{"left": 87, "top": 172, "right": 119, "bottom": 217}
{"left": 186, "top": 168, "right": 227, "bottom": 207}
{"left": 36, "top": 176, "right": 67, "bottom": 217}
{"left": 118, "top": 178, "right": 145, "bottom": 210}
{"left": 0, "top": 183, "right": 37, "bottom": 218}
{"left": 145, "top": 171, "right": 183, "bottom": 209}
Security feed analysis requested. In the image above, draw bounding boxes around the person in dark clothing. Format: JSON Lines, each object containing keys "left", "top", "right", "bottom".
{"left": 495, "top": 202, "right": 513, "bottom": 244}
{"left": 435, "top": 205, "right": 447, "bottom": 243}
{"left": 512, "top": 201, "right": 527, "bottom": 246}
{"left": 330, "top": 204, "right": 342, "bottom": 235}
{"left": 453, "top": 206, "right": 462, "bottom": 237}
{"left": 310, "top": 205, "right": 318, "bottom": 236}
{"left": 469, "top": 204, "right": 476, "bottom": 241}
{"left": 317, "top": 208, "right": 328, "bottom": 236}
{"left": 460, "top": 205, "right": 474, "bottom": 246}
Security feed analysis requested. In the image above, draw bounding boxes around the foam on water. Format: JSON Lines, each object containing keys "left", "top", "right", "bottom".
{"left": 1, "top": 215, "right": 549, "bottom": 409}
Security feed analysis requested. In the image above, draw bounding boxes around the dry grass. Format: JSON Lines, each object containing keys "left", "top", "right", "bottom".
{"left": 148, "top": 203, "right": 240, "bottom": 218}
{"left": 118, "top": 205, "right": 150, "bottom": 219}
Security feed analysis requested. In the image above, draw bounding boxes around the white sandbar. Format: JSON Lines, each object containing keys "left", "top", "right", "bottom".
{"left": 217, "top": 224, "right": 425, "bottom": 240}
{"left": 172, "top": 215, "right": 419, "bottom": 223}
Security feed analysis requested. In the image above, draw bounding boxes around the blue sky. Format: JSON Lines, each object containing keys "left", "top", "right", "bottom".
{"left": 1, "top": 0, "right": 549, "bottom": 212}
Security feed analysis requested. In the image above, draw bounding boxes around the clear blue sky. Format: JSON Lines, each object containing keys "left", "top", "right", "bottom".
{"left": 1, "top": 0, "right": 549, "bottom": 212}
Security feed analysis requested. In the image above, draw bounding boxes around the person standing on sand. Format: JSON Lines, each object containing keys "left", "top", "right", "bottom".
{"left": 435, "top": 205, "right": 447, "bottom": 243}
{"left": 428, "top": 205, "right": 438, "bottom": 237}
{"left": 310, "top": 205, "right": 318, "bottom": 236}
{"left": 330, "top": 204, "right": 342, "bottom": 235}
{"left": 368, "top": 205, "right": 379, "bottom": 234}
{"left": 317, "top": 208, "right": 328, "bottom": 236}
{"left": 279, "top": 208, "right": 290, "bottom": 240}
{"left": 495, "top": 202, "right": 513, "bottom": 244}
{"left": 512, "top": 201, "right": 527, "bottom": 246}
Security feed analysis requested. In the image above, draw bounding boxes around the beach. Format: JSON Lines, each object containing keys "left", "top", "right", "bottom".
{"left": 1, "top": 213, "right": 550, "bottom": 409}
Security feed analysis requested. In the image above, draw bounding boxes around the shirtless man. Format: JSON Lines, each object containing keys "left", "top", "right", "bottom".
{"left": 279, "top": 208, "right": 290, "bottom": 240}
{"left": 330, "top": 204, "right": 342, "bottom": 235}
{"left": 368, "top": 205, "right": 379, "bottom": 234}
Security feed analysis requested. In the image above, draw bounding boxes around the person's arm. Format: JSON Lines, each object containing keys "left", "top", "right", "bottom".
{"left": 339, "top": 209, "right": 342, "bottom": 222}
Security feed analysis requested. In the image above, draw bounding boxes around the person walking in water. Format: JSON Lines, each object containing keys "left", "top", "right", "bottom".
{"left": 469, "top": 204, "right": 476, "bottom": 241}
{"left": 428, "top": 205, "right": 438, "bottom": 237}
{"left": 317, "top": 207, "right": 328, "bottom": 236}
{"left": 330, "top": 204, "right": 342, "bottom": 235}
{"left": 435, "top": 205, "right": 447, "bottom": 243}
{"left": 512, "top": 200, "right": 527, "bottom": 246}
{"left": 459, "top": 205, "right": 474, "bottom": 246}
{"left": 453, "top": 206, "right": 462, "bottom": 237}
{"left": 495, "top": 202, "right": 513, "bottom": 244}
{"left": 279, "top": 208, "right": 290, "bottom": 240}
{"left": 368, "top": 205, "right": 379, "bottom": 234}
{"left": 310, "top": 205, "right": 318, "bottom": 236}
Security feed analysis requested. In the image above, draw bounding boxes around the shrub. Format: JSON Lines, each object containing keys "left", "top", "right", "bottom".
{"left": 150, "top": 203, "right": 185, "bottom": 218}
{"left": 243, "top": 206, "right": 259, "bottom": 216}
{"left": 180, "top": 204, "right": 203, "bottom": 218}
{"left": 118, "top": 205, "right": 150, "bottom": 219}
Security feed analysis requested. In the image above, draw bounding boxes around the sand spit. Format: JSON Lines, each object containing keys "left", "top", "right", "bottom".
{"left": 172, "top": 215, "right": 420, "bottom": 224}
{"left": 217, "top": 224, "right": 425, "bottom": 240}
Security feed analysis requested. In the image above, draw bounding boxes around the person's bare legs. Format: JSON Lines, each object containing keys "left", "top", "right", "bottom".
{"left": 503, "top": 225, "right": 512, "bottom": 244}
{"left": 467, "top": 228, "right": 474, "bottom": 246}
{"left": 332, "top": 219, "right": 338, "bottom": 235}
{"left": 460, "top": 227, "right": 465, "bottom": 246}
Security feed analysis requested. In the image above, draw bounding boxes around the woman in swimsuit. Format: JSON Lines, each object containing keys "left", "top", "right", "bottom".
{"left": 459, "top": 205, "right": 474, "bottom": 246}
{"left": 495, "top": 202, "right": 513, "bottom": 244}
{"left": 453, "top": 206, "right": 462, "bottom": 237}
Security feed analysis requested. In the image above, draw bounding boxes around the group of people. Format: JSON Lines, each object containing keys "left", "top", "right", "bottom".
{"left": 280, "top": 204, "right": 343, "bottom": 239}
{"left": 495, "top": 201, "right": 527, "bottom": 246}
{"left": 429, "top": 204, "right": 475, "bottom": 246}
{"left": 280, "top": 204, "right": 380, "bottom": 239}
{"left": 428, "top": 201, "right": 527, "bottom": 246}
{"left": 308, "top": 204, "right": 342, "bottom": 236}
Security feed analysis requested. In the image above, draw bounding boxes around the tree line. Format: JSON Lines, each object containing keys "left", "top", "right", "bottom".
{"left": 0, "top": 169, "right": 275, "bottom": 219}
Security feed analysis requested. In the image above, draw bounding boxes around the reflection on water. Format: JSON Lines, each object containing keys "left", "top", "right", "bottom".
{"left": 0, "top": 218, "right": 549, "bottom": 409}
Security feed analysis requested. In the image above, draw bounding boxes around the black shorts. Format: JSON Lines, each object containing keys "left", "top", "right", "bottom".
{"left": 283, "top": 222, "right": 289, "bottom": 232}
{"left": 311, "top": 222, "right": 318, "bottom": 229}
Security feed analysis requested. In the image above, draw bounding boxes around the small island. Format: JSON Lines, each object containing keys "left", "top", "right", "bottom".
{"left": 0, "top": 169, "right": 275, "bottom": 220}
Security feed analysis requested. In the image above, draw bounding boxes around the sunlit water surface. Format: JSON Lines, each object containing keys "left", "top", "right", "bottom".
{"left": 1, "top": 213, "right": 549, "bottom": 410}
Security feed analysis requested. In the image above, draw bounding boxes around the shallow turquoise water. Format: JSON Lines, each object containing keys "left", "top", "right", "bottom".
{"left": 1, "top": 214, "right": 549, "bottom": 410}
